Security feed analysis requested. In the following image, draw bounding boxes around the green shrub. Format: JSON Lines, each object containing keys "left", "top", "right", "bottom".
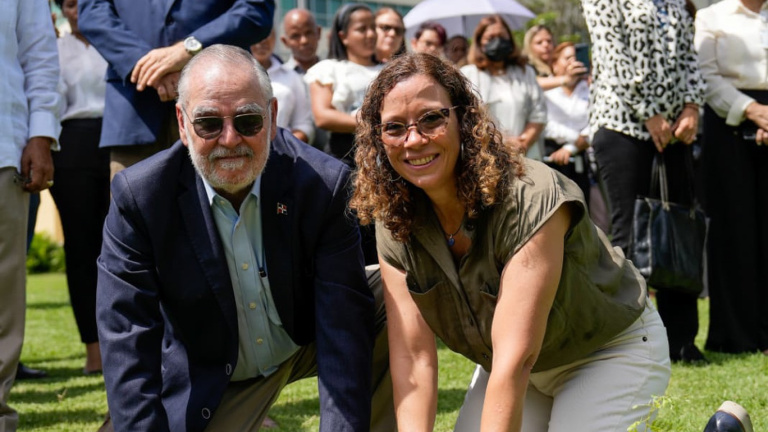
{"left": 26, "top": 233, "right": 66, "bottom": 274}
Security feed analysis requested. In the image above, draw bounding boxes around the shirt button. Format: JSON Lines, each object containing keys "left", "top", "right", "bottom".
{"left": 482, "top": 353, "right": 490, "bottom": 361}
{"left": 242, "top": 262, "right": 249, "bottom": 270}
{"left": 249, "top": 302, "right": 257, "bottom": 310}
{"left": 225, "top": 363, "right": 232, "bottom": 375}
{"left": 256, "top": 338, "right": 264, "bottom": 345}
{"left": 201, "top": 408, "right": 211, "bottom": 419}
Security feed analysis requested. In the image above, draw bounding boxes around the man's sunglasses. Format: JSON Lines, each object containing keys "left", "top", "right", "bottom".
{"left": 182, "top": 109, "right": 266, "bottom": 139}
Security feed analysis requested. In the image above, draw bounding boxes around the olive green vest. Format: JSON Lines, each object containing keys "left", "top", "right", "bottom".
{"left": 377, "top": 160, "right": 647, "bottom": 372}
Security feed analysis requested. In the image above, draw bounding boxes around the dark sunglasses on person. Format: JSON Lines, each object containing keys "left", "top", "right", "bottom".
{"left": 182, "top": 109, "right": 266, "bottom": 139}
{"left": 377, "top": 24, "right": 405, "bottom": 36}
{"left": 377, "top": 106, "right": 458, "bottom": 147}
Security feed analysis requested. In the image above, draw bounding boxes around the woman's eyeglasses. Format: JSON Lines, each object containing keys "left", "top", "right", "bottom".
{"left": 376, "top": 107, "right": 458, "bottom": 147}
{"left": 377, "top": 24, "right": 405, "bottom": 36}
{"left": 182, "top": 109, "right": 266, "bottom": 139}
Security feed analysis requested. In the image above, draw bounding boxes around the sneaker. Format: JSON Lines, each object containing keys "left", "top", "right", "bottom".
{"left": 703, "top": 401, "right": 753, "bottom": 432}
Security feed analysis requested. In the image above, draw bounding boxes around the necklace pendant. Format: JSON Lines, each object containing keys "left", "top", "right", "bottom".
{"left": 447, "top": 236, "right": 455, "bottom": 247}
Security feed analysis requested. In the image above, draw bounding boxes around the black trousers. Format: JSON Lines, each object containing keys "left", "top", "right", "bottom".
{"left": 50, "top": 119, "right": 110, "bottom": 344}
{"left": 702, "top": 104, "right": 768, "bottom": 353}
{"left": 592, "top": 127, "right": 699, "bottom": 355}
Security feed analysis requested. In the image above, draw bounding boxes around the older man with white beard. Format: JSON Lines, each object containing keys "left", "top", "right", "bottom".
{"left": 96, "top": 44, "right": 394, "bottom": 432}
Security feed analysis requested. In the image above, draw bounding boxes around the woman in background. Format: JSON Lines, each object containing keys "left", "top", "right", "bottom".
{"left": 694, "top": 0, "right": 768, "bottom": 355}
{"left": 375, "top": 7, "right": 406, "bottom": 63}
{"left": 543, "top": 42, "right": 591, "bottom": 201}
{"left": 523, "top": 24, "right": 585, "bottom": 91}
{"left": 461, "top": 15, "right": 547, "bottom": 160}
{"left": 52, "top": 0, "right": 109, "bottom": 374}
{"left": 582, "top": 0, "right": 707, "bottom": 363}
{"left": 444, "top": 35, "right": 469, "bottom": 67}
{"left": 305, "top": 3, "right": 380, "bottom": 166}
{"left": 410, "top": 21, "right": 447, "bottom": 57}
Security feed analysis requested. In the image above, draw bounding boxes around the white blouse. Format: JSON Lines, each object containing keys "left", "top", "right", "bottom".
{"left": 694, "top": 0, "right": 768, "bottom": 126}
{"left": 304, "top": 59, "right": 382, "bottom": 115}
{"left": 57, "top": 32, "right": 107, "bottom": 121}
{"left": 544, "top": 80, "right": 591, "bottom": 149}
{"left": 266, "top": 61, "right": 314, "bottom": 141}
{"left": 461, "top": 63, "right": 548, "bottom": 160}
{"left": 581, "top": 0, "right": 705, "bottom": 140}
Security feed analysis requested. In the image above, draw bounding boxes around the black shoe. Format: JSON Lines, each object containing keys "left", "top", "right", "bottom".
{"left": 703, "top": 401, "right": 753, "bottom": 432}
{"left": 672, "top": 343, "right": 709, "bottom": 364}
{"left": 15, "top": 362, "right": 48, "bottom": 380}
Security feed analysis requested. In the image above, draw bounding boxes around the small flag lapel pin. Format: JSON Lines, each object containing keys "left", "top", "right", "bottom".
{"left": 277, "top": 203, "right": 288, "bottom": 215}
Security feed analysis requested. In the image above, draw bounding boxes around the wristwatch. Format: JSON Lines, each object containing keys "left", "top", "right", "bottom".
{"left": 183, "top": 36, "right": 203, "bottom": 56}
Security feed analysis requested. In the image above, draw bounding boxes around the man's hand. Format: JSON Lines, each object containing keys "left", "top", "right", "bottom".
{"left": 645, "top": 114, "right": 673, "bottom": 152}
{"left": 153, "top": 72, "right": 180, "bottom": 102}
{"left": 671, "top": 105, "right": 699, "bottom": 145}
{"left": 20, "top": 137, "right": 54, "bottom": 193}
{"left": 131, "top": 42, "right": 191, "bottom": 92}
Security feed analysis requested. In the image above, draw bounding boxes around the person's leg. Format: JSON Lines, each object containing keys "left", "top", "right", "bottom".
{"left": 536, "top": 303, "right": 670, "bottom": 432}
{"left": 0, "top": 168, "right": 30, "bottom": 432}
{"left": 591, "top": 128, "right": 655, "bottom": 252}
{"left": 701, "top": 108, "right": 762, "bottom": 353}
{"left": 205, "top": 344, "right": 319, "bottom": 431}
{"left": 109, "top": 112, "right": 179, "bottom": 179}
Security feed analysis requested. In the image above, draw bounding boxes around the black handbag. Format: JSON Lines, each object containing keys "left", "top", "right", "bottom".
{"left": 628, "top": 151, "right": 708, "bottom": 295}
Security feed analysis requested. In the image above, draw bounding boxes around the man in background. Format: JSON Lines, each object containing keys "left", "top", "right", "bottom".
{"left": 281, "top": 8, "right": 322, "bottom": 75}
{"left": 78, "top": 0, "right": 275, "bottom": 176}
{"left": 0, "top": 0, "right": 61, "bottom": 430}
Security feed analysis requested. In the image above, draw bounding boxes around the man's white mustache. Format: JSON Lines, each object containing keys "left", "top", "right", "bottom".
{"left": 208, "top": 145, "right": 254, "bottom": 161}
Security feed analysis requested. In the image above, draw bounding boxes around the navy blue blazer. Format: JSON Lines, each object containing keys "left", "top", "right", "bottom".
{"left": 78, "top": 0, "right": 275, "bottom": 148}
{"left": 97, "top": 128, "right": 375, "bottom": 432}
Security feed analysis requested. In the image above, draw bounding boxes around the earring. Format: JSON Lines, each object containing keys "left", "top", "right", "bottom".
{"left": 460, "top": 142, "right": 465, "bottom": 161}
{"left": 376, "top": 154, "right": 382, "bottom": 168}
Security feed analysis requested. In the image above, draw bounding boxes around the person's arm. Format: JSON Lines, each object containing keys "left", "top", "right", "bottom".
{"left": 308, "top": 82, "right": 358, "bottom": 133}
{"left": 480, "top": 204, "right": 570, "bottom": 432}
{"left": 694, "top": 9, "right": 767, "bottom": 130}
{"left": 97, "top": 172, "right": 169, "bottom": 431}
{"left": 131, "top": 0, "right": 275, "bottom": 91}
{"left": 18, "top": 0, "right": 61, "bottom": 192}
{"left": 380, "top": 258, "right": 439, "bottom": 432}
{"left": 582, "top": 0, "right": 661, "bottom": 123}
{"left": 288, "top": 73, "right": 315, "bottom": 143}
{"left": 78, "top": 0, "right": 157, "bottom": 81}
{"left": 313, "top": 168, "right": 376, "bottom": 432}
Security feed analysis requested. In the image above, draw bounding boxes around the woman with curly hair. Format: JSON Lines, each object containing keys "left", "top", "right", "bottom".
{"left": 351, "top": 52, "right": 670, "bottom": 431}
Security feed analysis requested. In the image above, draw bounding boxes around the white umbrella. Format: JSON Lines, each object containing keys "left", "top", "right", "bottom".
{"left": 403, "top": 0, "right": 535, "bottom": 40}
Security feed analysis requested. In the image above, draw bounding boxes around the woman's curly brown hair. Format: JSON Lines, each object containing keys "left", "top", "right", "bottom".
{"left": 350, "top": 52, "right": 525, "bottom": 243}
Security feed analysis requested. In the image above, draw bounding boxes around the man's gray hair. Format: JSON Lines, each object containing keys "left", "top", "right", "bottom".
{"left": 177, "top": 44, "right": 273, "bottom": 108}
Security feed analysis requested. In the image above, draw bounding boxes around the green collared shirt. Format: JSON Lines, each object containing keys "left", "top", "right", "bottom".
{"left": 204, "top": 177, "right": 299, "bottom": 381}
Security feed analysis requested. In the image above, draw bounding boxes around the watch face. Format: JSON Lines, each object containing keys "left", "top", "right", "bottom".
{"left": 185, "top": 37, "right": 202, "bottom": 54}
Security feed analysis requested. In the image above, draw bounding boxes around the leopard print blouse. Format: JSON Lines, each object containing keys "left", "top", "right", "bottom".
{"left": 581, "top": 0, "right": 705, "bottom": 140}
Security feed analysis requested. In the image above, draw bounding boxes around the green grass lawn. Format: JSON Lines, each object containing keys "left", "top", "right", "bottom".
{"left": 14, "top": 273, "right": 767, "bottom": 431}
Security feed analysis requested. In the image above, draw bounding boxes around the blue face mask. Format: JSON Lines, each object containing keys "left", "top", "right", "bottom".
{"left": 483, "top": 37, "right": 513, "bottom": 62}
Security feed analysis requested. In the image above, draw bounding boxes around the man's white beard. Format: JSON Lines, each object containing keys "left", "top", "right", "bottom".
{"left": 186, "top": 122, "right": 271, "bottom": 195}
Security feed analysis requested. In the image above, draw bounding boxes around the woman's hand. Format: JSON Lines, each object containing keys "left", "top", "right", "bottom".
{"left": 549, "top": 147, "right": 572, "bottom": 165}
{"left": 644, "top": 114, "right": 673, "bottom": 152}
{"left": 563, "top": 60, "right": 588, "bottom": 87}
{"left": 756, "top": 128, "right": 768, "bottom": 146}
{"left": 745, "top": 102, "right": 768, "bottom": 131}
{"left": 671, "top": 104, "right": 699, "bottom": 145}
